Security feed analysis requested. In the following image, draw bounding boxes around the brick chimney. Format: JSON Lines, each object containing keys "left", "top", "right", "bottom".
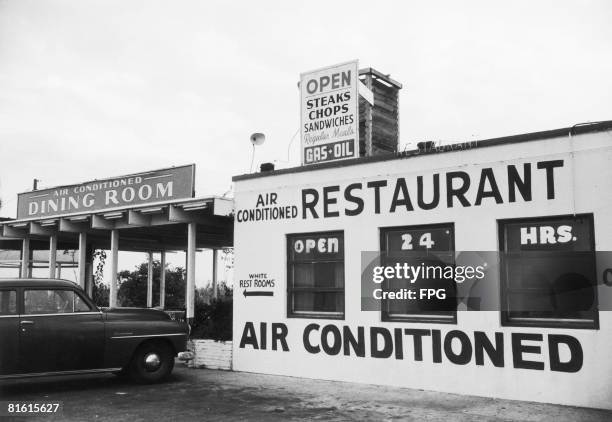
{"left": 358, "top": 68, "right": 402, "bottom": 156}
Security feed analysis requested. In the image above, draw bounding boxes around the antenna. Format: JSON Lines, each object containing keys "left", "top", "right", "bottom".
{"left": 249, "top": 133, "right": 266, "bottom": 172}
{"left": 274, "top": 128, "right": 299, "bottom": 165}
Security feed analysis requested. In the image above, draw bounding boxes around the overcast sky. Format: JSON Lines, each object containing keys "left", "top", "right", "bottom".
{"left": 1, "top": 0, "right": 611, "bottom": 217}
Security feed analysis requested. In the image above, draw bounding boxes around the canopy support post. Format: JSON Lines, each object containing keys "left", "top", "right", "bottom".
{"left": 78, "top": 232, "right": 87, "bottom": 289}
{"left": 49, "top": 234, "right": 57, "bottom": 279}
{"left": 21, "top": 237, "right": 30, "bottom": 278}
{"left": 186, "top": 222, "right": 196, "bottom": 322}
{"left": 160, "top": 251, "right": 166, "bottom": 309}
{"left": 147, "top": 251, "right": 153, "bottom": 308}
{"left": 212, "top": 248, "right": 218, "bottom": 300}
{"left": 109, "top": 229, "right": 119, "bottom": 308}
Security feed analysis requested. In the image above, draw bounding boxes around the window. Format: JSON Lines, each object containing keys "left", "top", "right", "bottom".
{"left": 287, "top": 231, "right": 344, "bottom": 319}
{"left": 24, "top": 289, "right": 92, "bottom": 315}
{"left": 74, "top": 292, "right": 92, "bottom": 312}
{"left": 380, "top": 223, "right": 456, "bottom": 323}
{"left": 0, "top": 290, "right": 17, "bottom": 315}
{"left": 499, "top": 214, "right": 597, "bottom": 329}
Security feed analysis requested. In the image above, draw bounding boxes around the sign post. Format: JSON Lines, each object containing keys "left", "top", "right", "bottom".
{"left": 300, "top": 60, "right": 359, "bottom": 165}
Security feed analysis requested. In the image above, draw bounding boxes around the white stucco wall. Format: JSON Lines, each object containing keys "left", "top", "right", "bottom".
{"left": 232, "top": 131, "right": 612, "bottom": 409}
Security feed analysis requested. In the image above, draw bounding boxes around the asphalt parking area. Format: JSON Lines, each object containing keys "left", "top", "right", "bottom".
{"left": 1, "top": 364, "right": 611, "bottom": 421}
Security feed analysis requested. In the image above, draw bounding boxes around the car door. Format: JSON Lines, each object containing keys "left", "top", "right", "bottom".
{"left": 19, "top": 288, "right": 105, "bottom": 373}
{"left": 0, "top": 288, "right": 19, "bottom": 375}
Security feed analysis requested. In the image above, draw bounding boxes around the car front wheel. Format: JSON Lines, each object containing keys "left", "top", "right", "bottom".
{"left": 129, "top": 341, "right": 175, "bottom": 383}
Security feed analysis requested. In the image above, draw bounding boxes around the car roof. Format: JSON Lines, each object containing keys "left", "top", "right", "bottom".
{"left": 0, "top": 278, "right": 81, "bottom": 289}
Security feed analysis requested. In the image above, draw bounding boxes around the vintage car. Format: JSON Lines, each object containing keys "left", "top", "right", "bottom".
{"left": 0, "top": 278, "right": 193, "bottom": 383}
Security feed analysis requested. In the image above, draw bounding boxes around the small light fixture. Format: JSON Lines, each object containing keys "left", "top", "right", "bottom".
{"left": 249, "top": 133, "right": 266, "bottom": 173}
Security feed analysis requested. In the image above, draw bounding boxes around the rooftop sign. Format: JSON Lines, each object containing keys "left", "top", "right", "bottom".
{"left": 17, "top": 164, "right": 195, "bottom": 219}
{"left": 300, "top": 60, "right": 359, "bottom": 165}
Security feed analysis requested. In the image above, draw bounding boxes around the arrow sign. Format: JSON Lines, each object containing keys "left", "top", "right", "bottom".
{"left": 243, "top": 289, "right": 274, "bottom": 298}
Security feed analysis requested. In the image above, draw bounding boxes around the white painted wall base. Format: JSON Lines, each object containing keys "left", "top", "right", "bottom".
{"left": 188, "top": 340, "right": 232, "bottom": 370}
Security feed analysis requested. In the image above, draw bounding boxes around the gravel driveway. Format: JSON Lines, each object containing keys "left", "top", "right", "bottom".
{"left": 1, "top": 364, "right": 610, "bottom": 421}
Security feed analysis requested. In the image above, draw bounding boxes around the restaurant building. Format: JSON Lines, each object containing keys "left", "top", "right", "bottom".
{"left": 231, "top": 62, "right": 612, "bottom": 409}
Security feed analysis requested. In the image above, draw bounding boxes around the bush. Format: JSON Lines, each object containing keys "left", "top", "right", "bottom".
{"left": 190, "top": 285, "right": 233, "bottom": 341}
{"left": 117, "top": 261, "right": 185, "bottom": 308}
{"left": 91, "top": 281, "right": 109, "bottom": 307}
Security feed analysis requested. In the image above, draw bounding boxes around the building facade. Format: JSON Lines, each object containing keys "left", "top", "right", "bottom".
{"left": 232, "top": 122, "right": 612, "bottom": 409}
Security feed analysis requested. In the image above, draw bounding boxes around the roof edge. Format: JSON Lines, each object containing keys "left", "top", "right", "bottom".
{"left": 233, "top": 120, "right": 612, "bottom": 182}
{"left": 0, "top": 195, "right": 229, "bottom": 226}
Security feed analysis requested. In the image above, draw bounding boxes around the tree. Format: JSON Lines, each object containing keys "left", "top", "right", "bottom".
{"left": 92, "top": 280, "right": 110, "bottom": 307}
{"left": 220, "top": 247, "right": 234, "bottom": 272}
{"left": 117, "top": 261, "right": 186, "bottom": 308}
{"left": 91, "top": 250, "right": 109, "bottom": 307}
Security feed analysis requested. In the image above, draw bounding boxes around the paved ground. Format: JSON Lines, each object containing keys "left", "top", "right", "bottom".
{"left": 1, "top": 364, "right": 611, "bottom": 421}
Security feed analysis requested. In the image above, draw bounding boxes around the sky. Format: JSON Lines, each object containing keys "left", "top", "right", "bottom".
{"left": 0, "top": 0, "right": 611, "bottom": 279}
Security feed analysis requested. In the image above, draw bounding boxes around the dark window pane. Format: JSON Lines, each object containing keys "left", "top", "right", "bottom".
{"left": 24, "top": 289, "right": 84, "bottom": 314}
{"left": 292, "top": 292, "right": 344, "bottom": 313}
{"left": 74, "top": 293, "right": 92, "bottom": 312}
{"left": 288, "top": 231, "right": 344, "bottom": 316}
{"left": 314, "top": 262, "right": 344, "bottom": 288}
{"left": 381, "top": 224, "right": 456, "bottom": 321}
{"left": 25, "top": 290, "right": 56, "bottom": 314}
{"left": 507, "top": 290, "right": 556, "bottom": 314}
{"left": 293, "top": 263, "right": 314, "bottom": 288}
{"left": 0, "top": 290, "right": 16, "bottom": 315}
{"left": 501, "top": 215, "right": 596, "bottom": 325}
{"left": 292, "top": 263, "right": 343, "bottom": 289}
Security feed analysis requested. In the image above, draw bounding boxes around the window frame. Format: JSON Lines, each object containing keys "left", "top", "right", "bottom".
{"left": 379, "top": 222, "right": 457, "bottom": 324}
{"left": 286, "top": 230, "right": 345, "bottom": 320}
{"left": 498, "top": 213, "right": 599, "bottom": 330}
